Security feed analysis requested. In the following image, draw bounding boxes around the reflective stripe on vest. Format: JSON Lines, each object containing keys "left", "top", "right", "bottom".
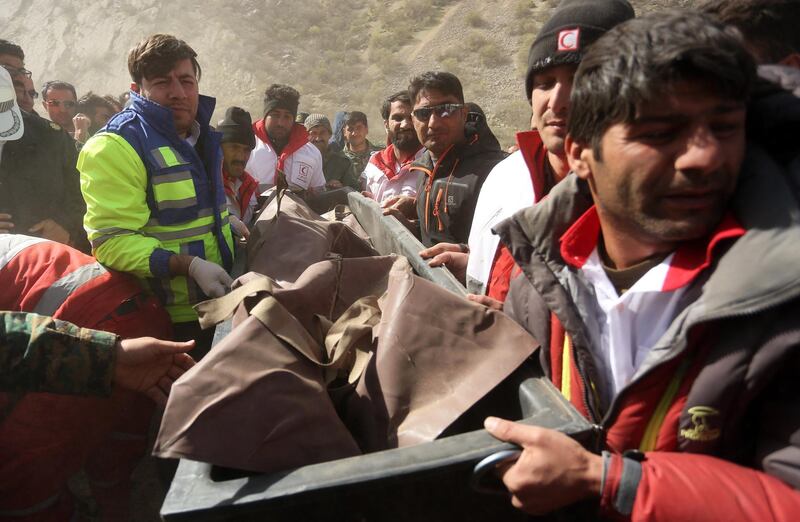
{"left": 144, "top": 213, "right": 229, "bottom": 242}
{"left": 89, "top": 212, "right": 230, "bottom": 249}
{"left": 32, "top": 261, "right": 108, "bottom": 316}
{"left": 150, "top": 145, "right": 189, "bottom": 169}
{"left": 152, "top": 170, "right": 198, "bottom": 210}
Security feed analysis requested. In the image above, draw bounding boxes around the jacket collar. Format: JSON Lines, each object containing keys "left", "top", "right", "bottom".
{"left": 252, "top": 120, "right": 308, "bottom": 155}
{"left": 128, "top": 90, "right": 216, "bottom": 140}
{"left": 370, "top": 144, "right": 423, "bottom": 180}
{"left": 559, "top": 205, "right": 746, "bottom": 292}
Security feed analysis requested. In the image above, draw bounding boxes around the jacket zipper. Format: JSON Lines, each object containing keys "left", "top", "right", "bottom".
{"left": 588, "top": 295, "right": 800, "bottom": 431}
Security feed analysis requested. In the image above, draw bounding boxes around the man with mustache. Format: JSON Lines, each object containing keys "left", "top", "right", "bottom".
{"left": 362, "top": 91, "right": 424, "bottom": 204}
{"left": 219, "top": 106, "right": 258, "bottom": 239}
{"left": 421, "top": 0, "right": 634, "bottom": 304}
{"left": 484, "top": 11, "right": 800, "bottom": 519}
{"left": 304, "top": 113, "right": 357, "bottom": 190}
{"left": 246, "top": 84, "right": 325, "bottom": 194}
{"left": 387, "top": 71, "right": 505, "bottom": 247}
{"left": 78, "top": 34, "right": 234, "bottom": 357}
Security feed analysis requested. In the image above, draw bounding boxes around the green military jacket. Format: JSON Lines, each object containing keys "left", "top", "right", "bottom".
{"left": 0, "top": 312, "right": 118, "bottom": 396}
{"left": 323, "top": 149, "right": 361, "bottom": 190}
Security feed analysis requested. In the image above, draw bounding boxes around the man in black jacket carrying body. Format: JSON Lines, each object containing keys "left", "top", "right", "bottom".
{"left": 387, "top": 72, "right": 506, "bottom": 247}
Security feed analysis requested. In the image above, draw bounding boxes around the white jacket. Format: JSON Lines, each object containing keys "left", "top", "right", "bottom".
{"left": 363, "top": 145, "right": 425, "bottom": 204}
{"left": 246, "top": 133, "right": 325, "bottom": 191}
{"left": 466, "top": 150, "right": 535, "bottom": 294}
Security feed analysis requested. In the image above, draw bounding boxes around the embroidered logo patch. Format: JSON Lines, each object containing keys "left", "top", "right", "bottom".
{"left": 297, "top": 162, "right": 311, "bottom": 183}
{"left": 558, "top": 28, "right": 581, "bottom": 52}
{"left": 680, "top": 406, "right": 721, "bottom": 442}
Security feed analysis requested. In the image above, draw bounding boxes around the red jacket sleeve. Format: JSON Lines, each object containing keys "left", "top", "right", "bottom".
{"left": 601, "top": 452, "right": 800, "bottom": 521}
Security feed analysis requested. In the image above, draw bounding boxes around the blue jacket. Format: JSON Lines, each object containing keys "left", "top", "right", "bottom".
{"left": 78, "top": 91, "right": 234, "bottom": 323}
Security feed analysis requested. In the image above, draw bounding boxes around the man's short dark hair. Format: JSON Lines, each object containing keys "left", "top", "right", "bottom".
{"left": 344, "top": 110, "right": 368, "bottom": 128}
{"left": 698, "top": 0, "right": 800, "bottom": 63}
{"left": 127, "top": 34, "right": 201, "bottom": 85}
{"left": 0, "top": 39, "right": 24, "bottom": 61}
{"left": 78, "top": 92, "right": 116, "bottom": 116}
{"left": 41, "top": 80, "right": 77, "bottom": 101}
{"left": 381, "top": 91, "right": 412, "bottom": 120}
{"left": 408, "top": 71, "right": 465, "bottom": 105}
{"left": 568, "top": 11, "right": 756, "bottom": 159}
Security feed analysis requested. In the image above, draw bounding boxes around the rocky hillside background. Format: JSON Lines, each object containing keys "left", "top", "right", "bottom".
{"left": 3, "top": 0, "right": 691, "bottom": 148}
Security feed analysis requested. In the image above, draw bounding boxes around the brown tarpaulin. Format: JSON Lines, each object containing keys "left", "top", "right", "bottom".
{"left": 153, "top": 194, "right": 539, "bottom": 473}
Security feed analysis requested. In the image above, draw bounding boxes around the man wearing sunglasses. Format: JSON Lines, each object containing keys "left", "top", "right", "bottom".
{"left": 392, "top": 71, "right": 505, "bottom": 248}
{"left": 41, "top": 80, "right": 78, "bottom": 136}
{"left": 420, "top": 0, "right": 635, "bottom": 309}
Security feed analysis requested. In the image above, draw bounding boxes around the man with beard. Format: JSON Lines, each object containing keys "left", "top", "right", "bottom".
{"left": 385, "top": 72, "right": 506, "bottom": 247}
{"left": 363, "top": 91, "right": 424, "bottom": 204}
{"left": 219, "top": 107, "right": 259, "bottom": 238}
{"left": 484, "top": 12, "right": 800, "bottom": 519}
{"left": 246, "top": 84, "right": 325, "bottom": 193}
{"left": 78, "top": 34, "right": 234, "bottom": 356}
{"left": 304, "top": 113, "right": 357, "bottom": 190}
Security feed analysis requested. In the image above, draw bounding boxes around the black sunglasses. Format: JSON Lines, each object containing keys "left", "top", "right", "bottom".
{"left": 412, "top": 103, "right": 464, "bottom": 121}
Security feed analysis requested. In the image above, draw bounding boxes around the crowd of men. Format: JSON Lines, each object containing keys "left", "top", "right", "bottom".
{"left": 1, "top": 0, "right": 800, "bottom": 519}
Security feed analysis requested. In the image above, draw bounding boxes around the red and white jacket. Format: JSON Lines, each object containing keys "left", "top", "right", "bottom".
{"left": 246, "top": 121, "right": 325, "bottom": 191}
{"left": 466, "top": 131, "right": 548, "bottom": 300}
{"left": 497, "top": 167, "right": 800, "bottom": 521}
{"left": 363, "top": 144, "right": 424, "bottom": 204}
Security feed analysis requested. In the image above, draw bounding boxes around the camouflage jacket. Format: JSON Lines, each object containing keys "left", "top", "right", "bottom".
{"left": 0, "top": 312, "right": 118, "bottom": 396}
{"left": 342, "top": 140, "right": 381, "bottom": 183}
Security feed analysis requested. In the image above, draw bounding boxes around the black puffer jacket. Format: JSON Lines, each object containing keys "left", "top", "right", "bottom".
{"left": 411, "top": 121, "right": 506, "bottom": 247}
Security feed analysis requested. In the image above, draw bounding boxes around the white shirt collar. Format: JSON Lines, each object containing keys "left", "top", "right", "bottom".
{"left": 184, "top": 121, "right": 201, "bottom": 146}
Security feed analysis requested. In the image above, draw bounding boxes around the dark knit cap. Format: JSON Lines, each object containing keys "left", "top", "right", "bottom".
{"left": 218, "top": 106, "right": 255, "bottom": 149}
{"left": 263, "top": 84, "right": 300, "bottom": 118}
{"left": 525, "top": 0, "right": 635, "bottom": 99}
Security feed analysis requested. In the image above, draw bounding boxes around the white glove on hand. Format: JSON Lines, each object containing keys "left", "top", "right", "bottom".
{"left": 188, "top": 257, "right": 233, "bottom": 298}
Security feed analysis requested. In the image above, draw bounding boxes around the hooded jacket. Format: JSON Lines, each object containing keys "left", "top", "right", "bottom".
{"left": 495, "top": 146, "right": 800, "bottom": 520}
{"left": 411, "top": 120, "right": 506, "bottom": 247}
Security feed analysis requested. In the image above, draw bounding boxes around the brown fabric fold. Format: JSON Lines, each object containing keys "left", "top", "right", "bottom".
{"left": 155, "top": 194, "right": 542, "bottom": 475}
{"left": 247, "top": 192, "right": 377, "bottom": 283}
{"left": 153, "top": 256, "right": 397, "bottom": 473}
{"left": 343, "top": 261, "right": 540, "bottom": 452}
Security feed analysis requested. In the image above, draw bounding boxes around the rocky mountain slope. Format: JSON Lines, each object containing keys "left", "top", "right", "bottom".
{"left": 3, "top": 0, "right": 690, "bottom": 147}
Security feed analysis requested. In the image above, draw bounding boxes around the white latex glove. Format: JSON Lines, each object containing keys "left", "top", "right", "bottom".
{"left": 229, "top": 214, "right": 250, "bottom": 240}
{"left": 188, "top": 257, "right": 233, "bottom": 298}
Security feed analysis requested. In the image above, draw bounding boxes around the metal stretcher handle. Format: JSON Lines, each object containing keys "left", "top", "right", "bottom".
{"left": 470, "top": 448, "right": 523, "bottom": 495}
